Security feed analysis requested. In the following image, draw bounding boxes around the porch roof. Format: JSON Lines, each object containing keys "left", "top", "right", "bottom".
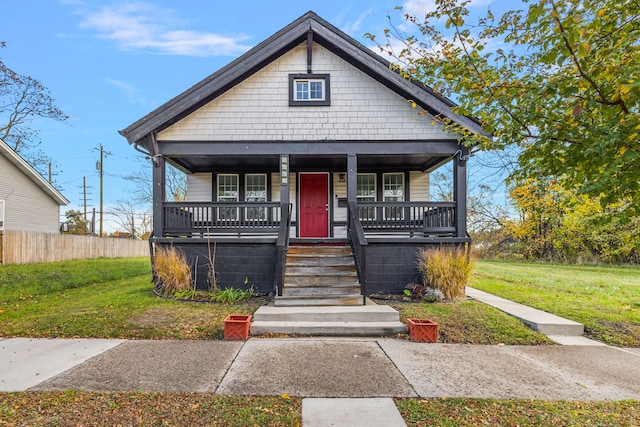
{"left": 119, "top": 11, "right": 487, "bottom": 150}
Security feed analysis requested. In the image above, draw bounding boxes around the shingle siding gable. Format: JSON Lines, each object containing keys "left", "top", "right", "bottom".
{"left": 158, "top": 43, "right": 454, "bottom": 142}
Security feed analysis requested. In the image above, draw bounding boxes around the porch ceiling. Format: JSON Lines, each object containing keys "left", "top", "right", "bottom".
{"left": 168, "top": 153, "right": 452, "bottom": 174}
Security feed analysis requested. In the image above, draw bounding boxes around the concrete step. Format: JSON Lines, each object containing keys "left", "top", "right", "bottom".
{"left": 286, "top": 257, "right": 355, "bottom": 267}
{"left": 285, "top": 273, "right": 358, "bottom": 285}
{"left": 250, "top": 321, "right": 406, "bottom": 337}
{"left": 282, "top": 285, "right": 361, "bottom": 296}
{"left": 253, "top": 305, "right": 401, "bottom": 322}
{"left": 287, "top": 246, "right": 351, "bottom": 255}
{"left": 287, "top": 265, "right": 356, "bottom": 274}
{"left": 274, "top": 295, "right": 364, "bottom": 306}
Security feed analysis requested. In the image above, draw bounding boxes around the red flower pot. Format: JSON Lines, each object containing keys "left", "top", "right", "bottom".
{"left": 407, "top": 318, "right": 438, "bottom": 343}
{"left": 224, "top": 314, "right": 252, "bottom": 340}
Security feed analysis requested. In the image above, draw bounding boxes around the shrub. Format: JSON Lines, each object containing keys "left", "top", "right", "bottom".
{"left": 417, "top": 247, "right": 472, "bottom": 300}
{"left": 404, "top": 283, "right": 445, "bottom": 303}
{"left": 153, "top": 245, "right": 193, "bottom": 296}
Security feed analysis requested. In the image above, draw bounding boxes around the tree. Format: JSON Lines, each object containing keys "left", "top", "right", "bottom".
{"left": 63, "top": 209, "right": 90, "bottom": 235}
{"left": 109, "top": 199, "right": 152, "bottom": 239}
{"left": 373, "top": 0, "right": 640, "bottom": 217}
{"left": 124, "top": 158, "right": 187, "bottom": 205}
{"left": 0, "top": 43, "right": 68, "bottom": 165}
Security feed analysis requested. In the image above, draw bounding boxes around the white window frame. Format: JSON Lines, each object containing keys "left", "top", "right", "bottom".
{"left": 357, "top": 173, "right": 377, "bottom": 221}
{"left": 245, "top": 173, "right": 267, "bottom": 221}
{"left": 217, "top": 174, "right": 239, "bottom": 221}
{"left": 289, "top": 74, "right": 331, "bottom": 106}
{"left": 383, "top": 173, "right": 405, "bottom": 220}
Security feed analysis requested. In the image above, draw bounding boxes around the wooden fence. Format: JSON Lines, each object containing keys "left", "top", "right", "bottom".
{"left": 0, "top": 230, "right": 149, "bottom": 264}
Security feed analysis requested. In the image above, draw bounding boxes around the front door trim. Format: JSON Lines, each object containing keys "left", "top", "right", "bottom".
{"left": 298, "top": 172, "right": 330, "bottom": 238}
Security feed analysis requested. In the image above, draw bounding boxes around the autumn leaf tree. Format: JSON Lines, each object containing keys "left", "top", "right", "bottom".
{"left": 372, "top": 0, "right": 640, "bottom": 217}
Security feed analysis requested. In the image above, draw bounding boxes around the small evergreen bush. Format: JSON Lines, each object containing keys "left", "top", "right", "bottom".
{"left": 417, "top": 247, "right": 472, "bottom": 300}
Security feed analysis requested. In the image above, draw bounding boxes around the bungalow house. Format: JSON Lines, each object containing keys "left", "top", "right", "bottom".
{"left": 0, "top": 138, "right": 69, "bottom": 233}
{"left": 120, "top": 12, "right": 484, "bottom": 305}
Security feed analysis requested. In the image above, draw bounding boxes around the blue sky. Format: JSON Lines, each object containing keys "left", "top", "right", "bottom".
{"left": 2, "top": 0, "right": 503, "bottom": 231}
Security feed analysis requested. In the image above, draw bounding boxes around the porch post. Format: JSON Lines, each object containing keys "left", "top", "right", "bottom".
{"left": 347, "top": 154, "right": 357, "bottom": 203}
{"left": 152, "top": 155, "right": 166, "bottom": 237}
{"left": 279, "top": 154, "right": 290, "bottom": 206}
{"left": 453, "top": 148, "right": 468, "bottom": 238}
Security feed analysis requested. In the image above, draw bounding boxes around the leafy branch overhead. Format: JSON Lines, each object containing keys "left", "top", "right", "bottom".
{"left": 371, "top": 0, "right": 640, "bottom": 216}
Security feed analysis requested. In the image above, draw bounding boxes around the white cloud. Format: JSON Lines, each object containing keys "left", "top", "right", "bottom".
{"left": 341, "top": 9, "right": 374, "bottom": 34}
{"left": 402, "top": 0, "right": 494, "bottom": 18}
{"left": 106, "top": 78, "right": 154, "bottom": 106}
{"left": 76, "top": 2, "right": 252, "bottom": 57}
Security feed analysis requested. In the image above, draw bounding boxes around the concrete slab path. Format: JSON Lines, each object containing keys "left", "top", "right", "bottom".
{"left": 3, "top": 337, "right": 638, "bottom": 401}
{"left": 466, "top": 286, "right": 586, "bottom": 337}
{"left": 302, "top": 398, "right": 407, "bottom": 427}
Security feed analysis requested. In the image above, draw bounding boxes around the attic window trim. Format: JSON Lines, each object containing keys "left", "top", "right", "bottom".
{"left": 289, "top": 74, "right": 331, "bottom": 106}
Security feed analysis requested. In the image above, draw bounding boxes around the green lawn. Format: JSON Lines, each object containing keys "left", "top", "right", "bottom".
{"left": 1, "top": 257, "right": 639, "bottom": 425}
{"left": 472, "top": 260, "right": 640, "bottom": 346}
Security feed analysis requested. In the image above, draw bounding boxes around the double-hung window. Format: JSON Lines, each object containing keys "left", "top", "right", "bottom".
{"left": 245, "top": 174, "right": 267, "bottom": 220}
{"left": 217, "top": 174, "right": 239, "bottom": 221}
{"left": 383, "top": 173, "right": 405, "bottom": 220}
{"left": 357, "top": 174, "right": 376, "bottom": 221}
{"left": 289, "top": 74, "right": 330, "bottom": 106}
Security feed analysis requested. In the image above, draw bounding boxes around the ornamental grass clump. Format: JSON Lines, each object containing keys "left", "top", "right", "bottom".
{"left": 417, "top": 247, "right": 472, "bottom": 300}
{"left": 153, "top": 245, "right": 193, "bottom": 296}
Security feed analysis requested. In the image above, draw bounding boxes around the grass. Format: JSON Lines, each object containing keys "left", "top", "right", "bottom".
{"left": 1, "top": 257, "right": 639, "bottom": 425}
{"left": 0, "top": 391, "right": 301, "bottom": 426}
{"left": 0, "top": 393, "right": 638, "bottom": 426}
{"left": 0, "top": 257, "right": 266, "bottom": 339}
{"left": 472, "top": 260, "right": 640, "bottom": 347}
{"left": 395, "top": 398, "right": 640, "bottom": 426}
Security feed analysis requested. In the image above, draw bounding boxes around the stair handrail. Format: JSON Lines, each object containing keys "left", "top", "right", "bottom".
{"left": 275, "top": 203, "right": 292, "bottom": 297}
{"left": 347, "top": 201, "right": 368, "bottom": 304}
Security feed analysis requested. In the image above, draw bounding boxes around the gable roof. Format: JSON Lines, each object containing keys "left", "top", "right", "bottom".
{"left": 0, "top": 138, "right": 69, "bottom": 205}
{"left": 120, "top": 11, "right": 485, "bottom": 148}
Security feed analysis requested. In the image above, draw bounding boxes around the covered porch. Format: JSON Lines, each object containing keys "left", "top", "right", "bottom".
{"left": 150, "top": 144, "right": 471, "bottom": 297}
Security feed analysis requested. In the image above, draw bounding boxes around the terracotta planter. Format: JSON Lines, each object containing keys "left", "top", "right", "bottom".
{"left": 407, "top": 318, "right": 438, "bottom": 343}
{"left": 224, "top": 314, "right": 252, "bottom": 340}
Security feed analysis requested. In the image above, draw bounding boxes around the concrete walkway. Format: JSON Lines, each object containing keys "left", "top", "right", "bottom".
{"left": 465, "top": 286, "right": 603, "bottom": 345}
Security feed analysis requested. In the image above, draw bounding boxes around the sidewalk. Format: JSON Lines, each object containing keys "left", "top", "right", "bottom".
{"left": 2, "top": 337, "right": 639, "bottom": 400}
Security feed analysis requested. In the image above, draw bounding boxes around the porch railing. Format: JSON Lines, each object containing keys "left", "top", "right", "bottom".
{"left": 347, "top": 201, "right": 368, "bottom": 304}
{"left": 357, "top": 201, "right": 456, "bottom": 236}
{"left": 275, "top": 203, "right": 292, "bottom": 297}
{"left": 163, "top": 201, "right": 283, "bottom": 237}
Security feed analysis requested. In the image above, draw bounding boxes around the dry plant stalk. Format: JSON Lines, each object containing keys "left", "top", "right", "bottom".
{"left": 153, "top": 245, "right": 192, "bottom": 295}
{"left": 418, "top": 247, "right": 472, "bottom": 300}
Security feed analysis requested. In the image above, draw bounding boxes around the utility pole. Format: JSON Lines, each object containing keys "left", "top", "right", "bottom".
{"left": 94, "top": 144, "right": 111, "bottom": 237}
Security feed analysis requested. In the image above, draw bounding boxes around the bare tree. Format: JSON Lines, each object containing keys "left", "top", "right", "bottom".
{"left": 0, "top": 43, "right": 68, "bottom": 155}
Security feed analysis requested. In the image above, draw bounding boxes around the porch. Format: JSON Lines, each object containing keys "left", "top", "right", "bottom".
{"left": 152, "top": 200, "right": 470, "bottom": 298}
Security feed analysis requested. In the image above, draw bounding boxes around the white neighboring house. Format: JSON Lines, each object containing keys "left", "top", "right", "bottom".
{"left": 0, "top": 138, "right": 69, "bottom": 233}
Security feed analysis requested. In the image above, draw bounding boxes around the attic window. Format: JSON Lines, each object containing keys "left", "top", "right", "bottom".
{"left": 289, "top": 74, "right": 330, "bottom": 106}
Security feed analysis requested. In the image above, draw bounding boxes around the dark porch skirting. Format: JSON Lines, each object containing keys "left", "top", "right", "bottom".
{"left": 152, "top": 238, "right": 278, "bottom": 294}
{"left": 362, "top": 238, "right": 470, "bottom": 295}
{"left": 151, "top": 237, "right": 470, "bottom": 295}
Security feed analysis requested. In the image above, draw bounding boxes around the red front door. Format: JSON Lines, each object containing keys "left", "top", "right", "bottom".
{"left": 299, "top": 173, "right": 329, "bottom": 238}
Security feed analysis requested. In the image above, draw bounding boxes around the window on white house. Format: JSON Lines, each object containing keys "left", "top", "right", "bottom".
{"left": 217, "top": 174, "right": 239, "bottom": 220}
{"left": 383, "top": 173, "right": 405, "bottom": 220}
{"left": 289, "top": 74, "right": 330, "bottom": 106}
{"left": 245, "top": 174, "right": 267, "bottom": 220}
{"left": 357, "top": 174, "right": 376, "bottom": 220}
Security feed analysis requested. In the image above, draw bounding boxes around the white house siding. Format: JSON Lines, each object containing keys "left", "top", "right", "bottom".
{"left": 0, "top": 153, "right": 61, "bottom": 233}
{"left": 186, "top": 173, "right": 213, "bottom": 201}
{"left": 158, "top": 43, "right": 452, "bottom": 142}
{"left": 409, "top": 171, "right": 430, "bottom": 202}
